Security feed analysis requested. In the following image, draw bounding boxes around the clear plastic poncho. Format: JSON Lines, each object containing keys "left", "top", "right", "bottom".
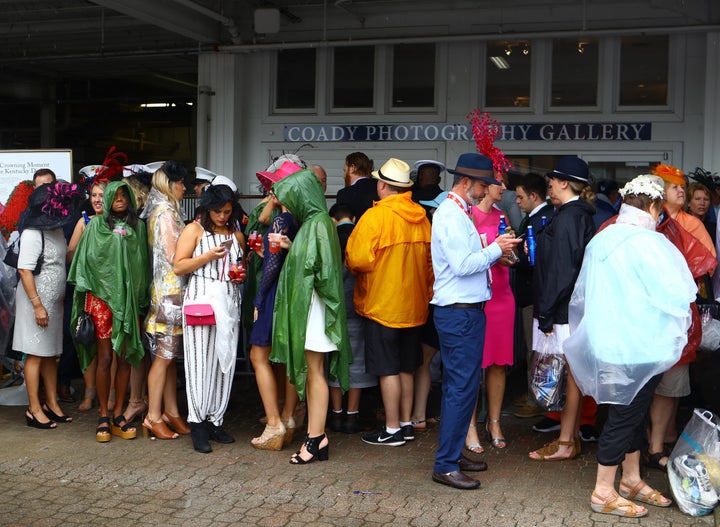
{"left": 563, "top": 205, "right": 697, "bottom": 404}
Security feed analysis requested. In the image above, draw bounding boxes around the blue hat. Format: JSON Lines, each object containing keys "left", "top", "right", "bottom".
{"left": 419, "top": 191, "right": 449, "bottom": 209}
{"left": 547, "top": 156, "right": 591, "bottom": 184}
{"left": 447, "top": 153, "right": 500, "bottom": 185}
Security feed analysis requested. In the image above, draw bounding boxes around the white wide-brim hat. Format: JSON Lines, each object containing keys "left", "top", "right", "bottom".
{"left": 194, "top": 166, "right": 218, "bottom": 183}
{"left": 372, "top": 158, "right": 413, "bottom": 188}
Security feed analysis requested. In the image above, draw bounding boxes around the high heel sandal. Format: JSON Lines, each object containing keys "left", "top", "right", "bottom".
{"left": 96, "top": 416, "right": 111, "bottom": 442}
{"left": 142, "top": 416, "right": 179, "bottom": 440}
{"left": 41, "top": 404, "right": 72, "bottom": 423}
{"left": 123, "top": 398, "right": 147, "bottom": 423}
{"left": 78, "top": 386, "right": 96, "bottom": 411}
{"left": 290, "top": 433, "right": 329, "bottom": 465}
{"left": 111, "top": 415, "right": 137, "bottom": 440}
{"left": 25, "top": 409, "right": 57, "bottom": 429}
{"left": 162, "top": 413, "right": 191, "bottom": 435}
{"left": 485, "top": 419, "right": 507, "bottom": 449}
{"left": 281, "top": 416, "right": 296, "bottom": 446}
{"left": 251, "top": 423, "right": 286, "bottom": 451}
{"left": 463, "top": 423, "right": 484, "bottom": 456}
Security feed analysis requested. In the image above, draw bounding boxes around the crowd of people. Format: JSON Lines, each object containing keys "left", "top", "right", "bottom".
{"left": 1, "top": 147, "right": 718, "bottom": 518}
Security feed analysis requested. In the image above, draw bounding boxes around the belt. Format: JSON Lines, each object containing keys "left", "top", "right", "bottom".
{"left": 445, "top": 302, "right": 485, "bottom": 310}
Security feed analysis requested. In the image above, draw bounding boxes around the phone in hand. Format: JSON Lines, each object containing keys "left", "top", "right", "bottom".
{"left": 220, "top": 239, "right": 233, "bottom": 251}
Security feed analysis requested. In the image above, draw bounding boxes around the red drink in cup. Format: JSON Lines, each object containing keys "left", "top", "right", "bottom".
{"left": 268, "top": 232, "right": 282, "bottom": 254}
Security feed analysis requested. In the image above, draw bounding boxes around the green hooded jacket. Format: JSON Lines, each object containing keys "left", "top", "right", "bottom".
{"left": 240, "top": 200, "right": 276, "bottom": 350}
{"left": 67, "top": 180, "right": 150, "bottom": 370}
{"left": 270, "top": 169, "right": 351, "bottom": 399}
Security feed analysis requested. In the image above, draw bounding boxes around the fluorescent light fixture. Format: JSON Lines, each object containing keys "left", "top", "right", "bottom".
{"left": 490, "top": 56, "right": 510, "bottom": 70}
{"left": 141, "top": 103, "right": 171, "bottom": 108}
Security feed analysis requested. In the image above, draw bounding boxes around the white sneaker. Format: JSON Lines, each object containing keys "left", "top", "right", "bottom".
{"left": 673, "top": 454, "right": 719, "bottom": 507}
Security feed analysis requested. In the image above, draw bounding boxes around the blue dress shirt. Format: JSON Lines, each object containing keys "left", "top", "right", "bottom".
{"left": 430, "top": 192, "right": 502, "bottom": 306}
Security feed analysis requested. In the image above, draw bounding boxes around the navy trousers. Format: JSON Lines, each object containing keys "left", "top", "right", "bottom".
{"left": 433, "top": 305, "right": 486, "bottom": 473}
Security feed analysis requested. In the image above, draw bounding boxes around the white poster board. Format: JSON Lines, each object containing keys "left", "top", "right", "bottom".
{"left": 0, "top": 149, "right": 73, "bottom": 205}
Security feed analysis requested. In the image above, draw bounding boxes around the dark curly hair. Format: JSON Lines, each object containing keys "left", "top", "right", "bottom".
{"left": 197, "top": 184, "right": 240, "bottom": 233}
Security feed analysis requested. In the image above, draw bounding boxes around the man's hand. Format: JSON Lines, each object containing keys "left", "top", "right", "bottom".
{"left": 494, "top": 234, "right": 522, "bottom": 259}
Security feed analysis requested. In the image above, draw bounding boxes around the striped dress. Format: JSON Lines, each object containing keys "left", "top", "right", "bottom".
{"left": 183, "top": 229, "right": 242, "bottom": 426}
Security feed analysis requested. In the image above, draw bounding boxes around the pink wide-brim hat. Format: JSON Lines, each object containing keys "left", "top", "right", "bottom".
{"left": 256, "top": 161, "right": 303, "bottom": 192}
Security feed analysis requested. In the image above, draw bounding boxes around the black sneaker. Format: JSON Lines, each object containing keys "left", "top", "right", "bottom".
{"left": 401, "top": 424, "right": 415, "bottom": 441}
{"left": 532, "top": 417, "right": 561, "bottom": 433}
{"left": 579, "top": 424, "right": 599, "bottom": 442}
{"left": 361, "top": 428, "right": 406, "bottom": 446}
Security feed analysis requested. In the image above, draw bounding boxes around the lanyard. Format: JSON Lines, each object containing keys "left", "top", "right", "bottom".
{"left": 447, "top": 193, "right": 470, "bottom": 217}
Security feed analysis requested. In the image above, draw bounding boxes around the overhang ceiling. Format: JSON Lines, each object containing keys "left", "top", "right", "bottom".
{"left": 0, "top": 0, "right": 718, "bottom": 87}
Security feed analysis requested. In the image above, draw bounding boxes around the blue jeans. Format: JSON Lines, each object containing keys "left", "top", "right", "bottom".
{"left": 433, "top": 305, "right": 486, "bottom": 473}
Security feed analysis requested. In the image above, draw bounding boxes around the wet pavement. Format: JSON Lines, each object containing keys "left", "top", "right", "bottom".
{"left": 0, "top": 377, "right": 716, "bottom": 527}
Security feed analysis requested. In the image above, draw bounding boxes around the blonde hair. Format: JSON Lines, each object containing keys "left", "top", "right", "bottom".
{"left": 151, "top": 169, "right": 181, "bottom": 209}
{"left": 568, "top": 180, "right": 597, "bottom": 212}
{"left": 125, "top": 176, "right": 150, "bottom": 211}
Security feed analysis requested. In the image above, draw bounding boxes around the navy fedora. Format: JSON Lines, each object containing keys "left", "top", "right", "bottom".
{"left": 547, "top": 156, "right": 591, "bottom": 185}
{"left": 447, "top": 153, "right": 500, "bottom": 185}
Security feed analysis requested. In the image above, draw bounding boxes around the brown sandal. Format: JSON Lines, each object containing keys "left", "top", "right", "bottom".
{"left": 591, "top": 490, "right": 648, "bottom": 517}
{"left": 529, "top": 438, "right": 579, "bottom": 461}
{"left": 619, "top": 480, "right": 672, "bottom": 507}
{"left": 142, "top": 416, "right": 178, "bottom": 440}
{"left": 162, "top": 413, "right": 191, "bottom": 435}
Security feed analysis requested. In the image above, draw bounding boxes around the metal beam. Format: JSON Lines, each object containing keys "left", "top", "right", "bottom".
{"left": 91, "top": 0, "right": 221, "bottom": 43}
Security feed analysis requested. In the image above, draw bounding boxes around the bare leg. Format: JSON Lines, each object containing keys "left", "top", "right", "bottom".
{"left": 113, "top": 353, "right": 134, "bottom": 433}
{"left": 124, "top": 354, "right": 148, "bottom": 421}
{"left": 95, "top": 338, "right": 113, "bottom": 418}
{"left": 250, "top": 345, "right": 281, "bottom": 427}
{"left": 379, "top": 374, "right": 401, "bottom": 429}
{"left": 39, "top": 357, "right": 64, "bottom": 416}
{"left": 465, "top": 396, "right": 483, "bottom": 453}
{"left": 79, "top": 357, "right": 97, "bottom": 411}
{"left": 529, "top": 369, "right": 581, "bottom": 460}
{"left": 282, "top": 378, "right": 300, "bottom": 421}
{"left": 486, "top": 364, "right": 506, "bottom": 443}
{"left": 146, "top": 356, "right": 173, "bottom": 422}
{"left": 411, "top": 344, "right": 437, "bottom": 425}
{"left": 648, "top": 393, "right": 675, "bottom": 466}
{"left": 24, "top": 355, "right": 52, "bottom": 423}
{"left": 292, "top": 350, "right": 330, "bottom": 462}
{"left": 346, "top": 388, "right": 361, "bottom": 413}
{"left": 161, "top": 360, "right": 181, "bottom": 417}
{"left": 399, "top": 371, "right": 414, "bottom": 423}
{"left": 591, "top": 462, "right": 646, "bottom": 515}
{"left": 107, "top": 352, "right": 117, "bottom": 411}
{"left": 329, "top": 386, "right": 343, "bottom": 412}
{"left": 618, "top": 450, "right": 671, "bottom": 505}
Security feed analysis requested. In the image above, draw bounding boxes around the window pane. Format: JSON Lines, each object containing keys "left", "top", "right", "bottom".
{"left": 333, "top": 46, "right": 374, "bottom": 108}
{"left": 276, "top": 49, "right": 316, "bottom": 109}
{"left": 486, "top": 40, "right": 531, "bottom": 107}
{"left": 551, "top": 38, "right": 598, "bottom": 106}
{"left": 392, "top": 43, "right": 435, "bottom": 107}
{"left": 619, "top": 35, "right": 668, "bottom": 106}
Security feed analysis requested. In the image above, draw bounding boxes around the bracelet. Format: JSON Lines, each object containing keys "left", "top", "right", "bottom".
{"left": 28, "top": 295, "right": 40, "bottom": 302}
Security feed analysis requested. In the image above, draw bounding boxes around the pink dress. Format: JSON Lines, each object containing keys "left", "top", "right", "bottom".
{"left": 471, "top": 206, "right": 515, "bottom": 367}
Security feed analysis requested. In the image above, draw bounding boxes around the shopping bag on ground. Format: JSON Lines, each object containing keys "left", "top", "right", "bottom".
{"left": 667, "top": 408, "right": 720, "bottom": 516}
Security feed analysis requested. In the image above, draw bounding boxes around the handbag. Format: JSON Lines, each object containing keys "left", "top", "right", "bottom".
{"left": 183, "top": 302, "right": 216, "bottom": 326}
{"left": 2, "top": 232, "right": 44, "bottom": 275}
{"left": 73, "top": 293, "right": 96, "bottom": 345}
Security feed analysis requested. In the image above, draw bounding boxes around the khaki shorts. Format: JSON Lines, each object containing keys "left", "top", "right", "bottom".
{"left": 655, "top": 364, "right": 690, "bottom": 398}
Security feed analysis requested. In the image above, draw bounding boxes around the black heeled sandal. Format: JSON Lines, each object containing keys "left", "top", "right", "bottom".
{"left": 25, "top": 409, "right": 57, "bottom": 429}
{"left": 42, "top": 403, "right": 72, "bottom": 423}
{"left": 290, "top": 433, "right": 329, "bottom": 465}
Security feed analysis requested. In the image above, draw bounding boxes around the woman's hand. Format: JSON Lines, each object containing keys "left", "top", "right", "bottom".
{"left": 206, "top": 244, "right": 227, "bottom": 261}
{"left": 34, "top": 303, "right": 48, "bottom": 328}
{"left": 279, "top": 235, "right": 292, "bottom": 250}
{"left": 253, "top": 307, "right": 259, "bottom": 322}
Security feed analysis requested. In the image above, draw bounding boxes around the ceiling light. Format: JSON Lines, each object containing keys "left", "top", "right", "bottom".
{"left": 504, "top": 45, "right": 512, "bottom": 56}
{"left": 490, "top": 56, "right": 510, "bottom": 70}
{"left": 577, "top": 41, "right": 586, "bottom": 54}
{"left": 521, "top": 43, "right": 529, "bottom": 56}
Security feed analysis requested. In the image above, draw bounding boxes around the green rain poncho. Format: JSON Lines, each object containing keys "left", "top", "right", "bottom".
{"left": 68, "top": 181, "right": 150, "bottom": 370}
{"left": 240, "top": 200, "right": 277, "bottom": 350}
{"left": 270, "top": 169, "right": 351, "bottom": 399}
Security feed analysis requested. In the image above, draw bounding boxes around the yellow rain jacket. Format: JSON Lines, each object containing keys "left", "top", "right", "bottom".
{"left": 346, "top": 191, "right": 433, "bottom": 328}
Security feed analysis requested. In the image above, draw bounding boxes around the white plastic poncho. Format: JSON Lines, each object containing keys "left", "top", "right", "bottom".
{"left": 563, "top": 205, "right": 696, "bottom": 405}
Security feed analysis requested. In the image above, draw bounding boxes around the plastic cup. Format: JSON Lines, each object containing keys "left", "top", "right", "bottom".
{"left": 268, "top": 233, "right": 282, "bottom": 253}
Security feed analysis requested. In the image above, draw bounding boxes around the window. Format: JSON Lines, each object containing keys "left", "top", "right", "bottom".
{"left": 485, "top": 40, "right": 531, "bottom": 107}
{"left": 551, "top": 38, "right": 599, "bottom": 107}
{"left": 619, "top": 35, "right": 668, "bottom": 106}
{"left": 275, "top": 48, "right": 316, "bottom": 109}
{"left": 333, "top": 46, "right": 374, "bottom": 108}
{"left": 392, "top": 43, "right": 435, "bottom": 108}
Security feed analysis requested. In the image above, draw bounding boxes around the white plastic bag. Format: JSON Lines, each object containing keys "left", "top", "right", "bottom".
{"left": 668, "top": 409, "right": 720, "bottom": 516}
